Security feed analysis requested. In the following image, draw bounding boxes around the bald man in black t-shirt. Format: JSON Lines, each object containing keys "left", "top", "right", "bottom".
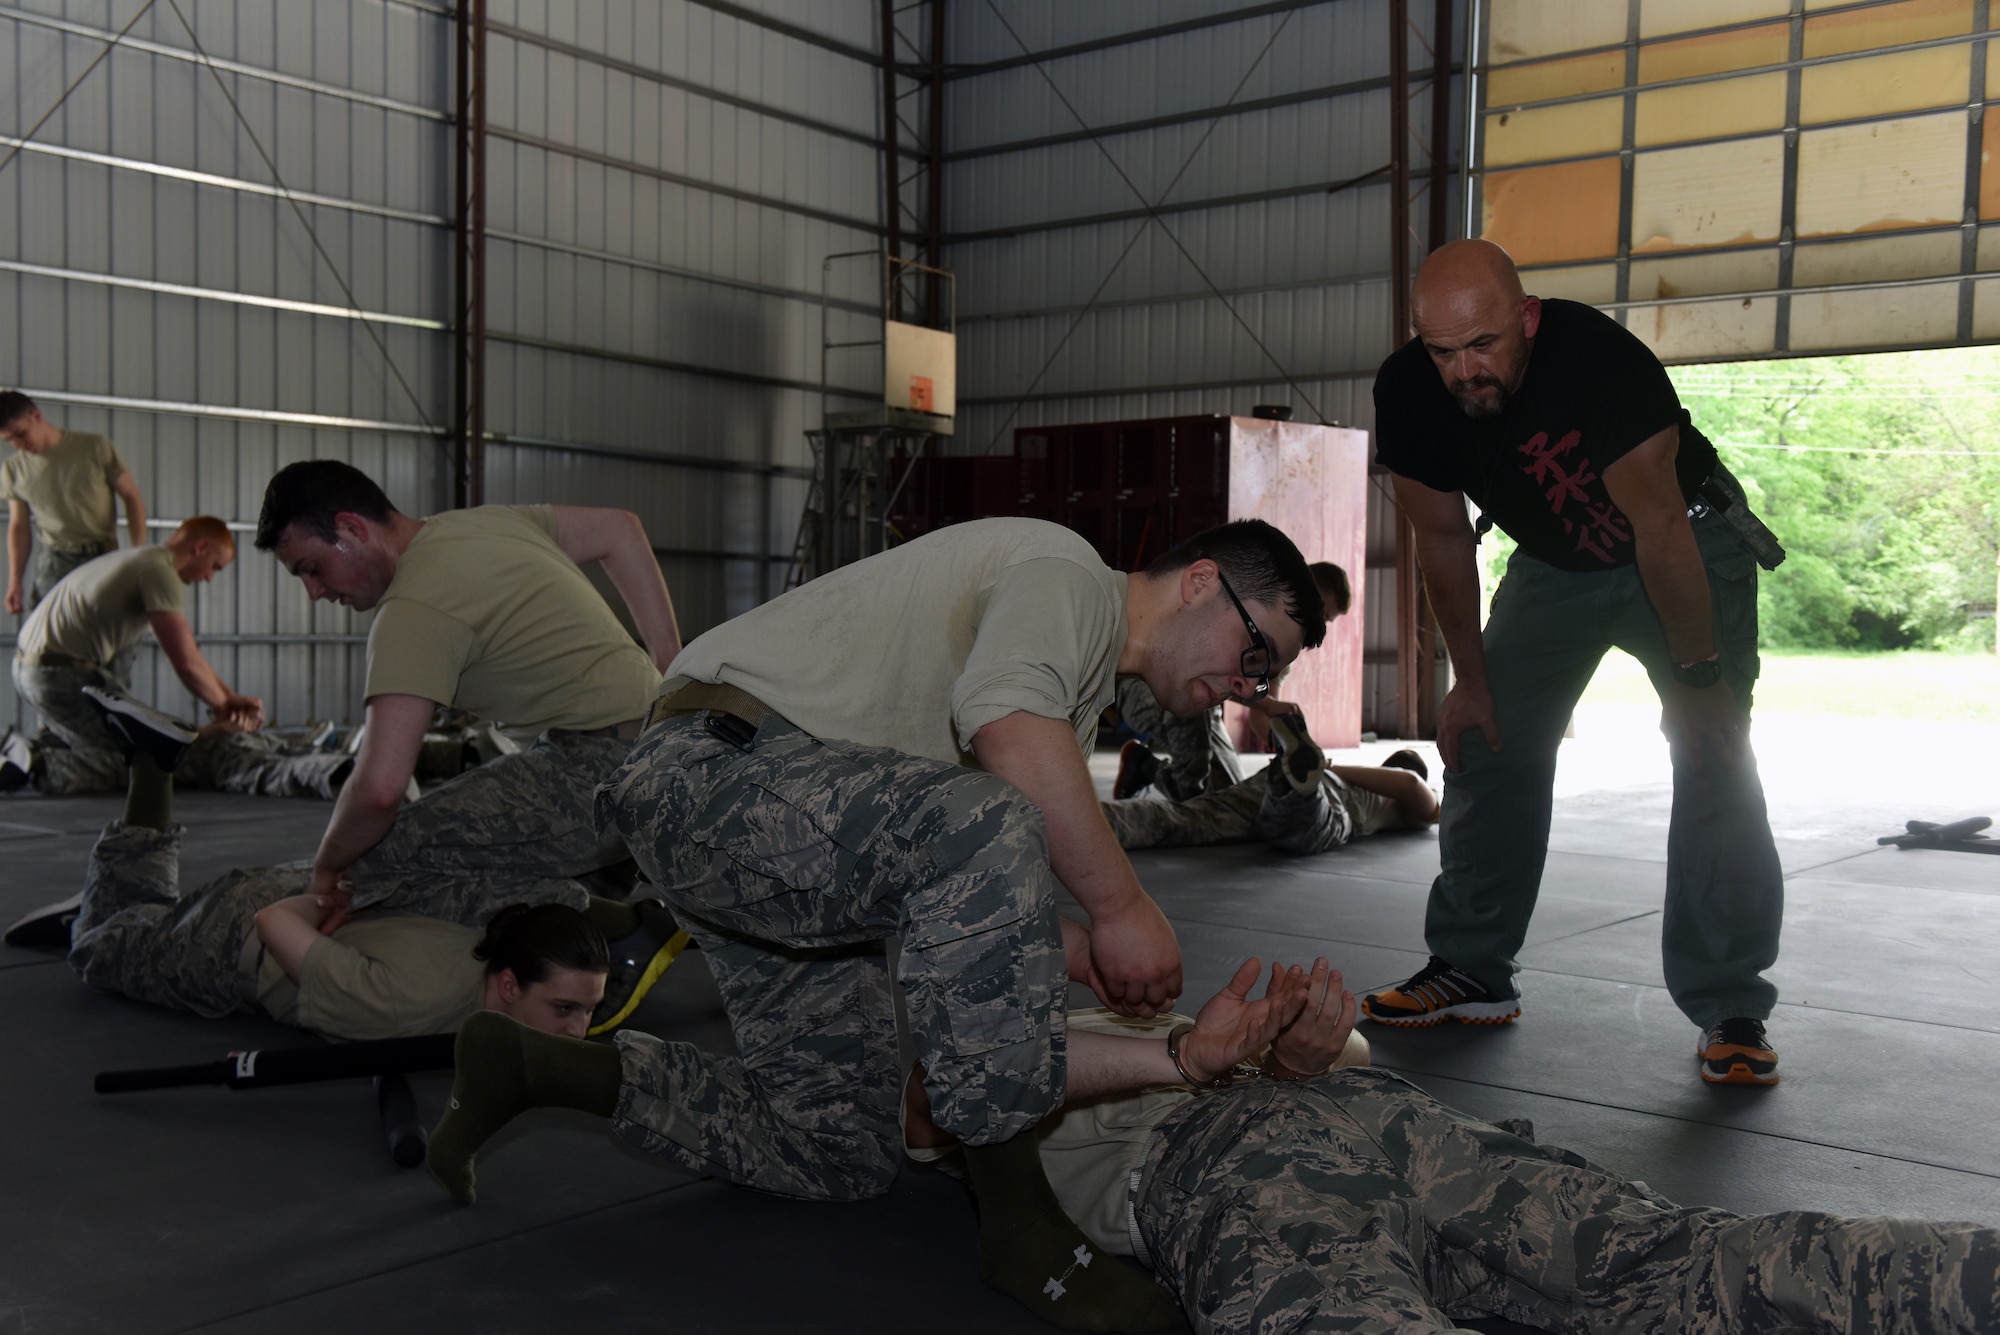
{"left": 1361, "top": 240, "right": 1787, "bottom": 1087}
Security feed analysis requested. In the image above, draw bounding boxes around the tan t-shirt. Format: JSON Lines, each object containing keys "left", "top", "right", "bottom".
{"left": 256, "top": 915, "right": 487, "bottom": 1042}
{"left": 17, "top": 546, "right": 183, "bottom": 664}
{"left": 664, "top": 518, "right": 1127, "bottom": 766}
{"left": 0, "top": 431, "right": 126, "bottom": 549}
{"left": 362, "top": 505, "right": 661, "bottom": 740}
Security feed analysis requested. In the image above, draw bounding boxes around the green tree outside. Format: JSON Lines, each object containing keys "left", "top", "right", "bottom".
{"left": 1476, "top": 349, "right": 2000, "bottom": 654}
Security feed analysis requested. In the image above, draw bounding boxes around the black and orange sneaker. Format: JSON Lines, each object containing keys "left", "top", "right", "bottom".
{"left": 1361, "top": 956, "right": 1521, "bottom": 1027}
{"left": 1112, "top": 739, "right": 1161, "bottom": 800}
{"left": 1698, "top": 1017, "right": 1780, "bottom": 1085}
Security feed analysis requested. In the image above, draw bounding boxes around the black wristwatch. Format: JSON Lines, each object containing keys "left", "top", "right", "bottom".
{"left": 1672, "top": 653, "right": 1723, "bottom": 689}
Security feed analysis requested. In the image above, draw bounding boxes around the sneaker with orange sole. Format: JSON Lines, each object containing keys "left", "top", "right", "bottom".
{"left": 1361, "top": 956, "right": 1521, "bottom": 1027}
{"left": 1697, "top": 1017, "right": 1780, "bottom": 1085}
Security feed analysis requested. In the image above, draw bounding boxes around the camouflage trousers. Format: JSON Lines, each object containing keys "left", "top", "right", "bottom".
{"left": 598, "top": 711, "right": 1066, "bottom": 1193}
{"left": 1137, "top": 1067, "right": 1999, "bottom": 1335}
{"left": 11, "top": 661, "right": 348, "bottom": 798}
{"left": 348, "top": 727, "right": 635, "bottom": 927}
{"left": 1104, "top": 762, "right": 1356, "bottom": 855}
{"left": 26, "top": 540, "right": 111, "bottom": 611}
{"left": 1116, "top": 678, "right": 1242, "bottom": 801}
{"left": 68, "top": 822, "right": 306, "bottom": 1018}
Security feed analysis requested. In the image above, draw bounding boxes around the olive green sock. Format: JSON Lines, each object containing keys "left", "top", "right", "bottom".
{"left": 122, "top": 754, "right": 174, "bottom": 831}
{"left": 961, "top": 1133, "right": 1183, "bottom": 1332}
{"left": 426, "top": 1011, "right": 622, "bottom": 1206}
{"left": 584, "top": 896, "right": 640, "bottom": 942}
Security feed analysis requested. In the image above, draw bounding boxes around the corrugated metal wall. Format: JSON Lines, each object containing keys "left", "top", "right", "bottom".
{"left": 3, "top": 0, "right": 887, "bottom": 730}
{"left": 1, "top": 0, "right": 451, "bottom": 729}
{"left": 942, "top": 0, "right": 1457, "bottom": 731}
{"left": 476, "top": 0, "right": 886, "bottom": 633}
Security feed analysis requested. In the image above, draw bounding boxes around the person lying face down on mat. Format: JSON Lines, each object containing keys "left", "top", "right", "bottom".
{"left": 13, "top": 695, "right": 679, "bottom": 1044}
{"left": 425, "top": 927, "right": 1998, "bottom": 1335}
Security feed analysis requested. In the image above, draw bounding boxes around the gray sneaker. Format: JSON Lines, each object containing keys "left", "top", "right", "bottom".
{"left": 1265, "top": 711, "right": 1325, "bottom": 794}
{"left": 82, "top": 687, "right": 197, "bottom": 772}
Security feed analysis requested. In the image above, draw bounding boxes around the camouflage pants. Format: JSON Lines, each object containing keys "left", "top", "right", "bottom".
{"left": 1116, "top": 678, "right": 1242, "bottom": 801}
{"left": 1137, "top": 1067, "right": 1999, "bottom": 1335}
{"left": 1104, "top": 763, "right": 1355, "bottom": 856}
{"left": 26, "top": 540, "right": 111, "bottom": 612}
{"left": 598, "top": 711, "right": 1066, "bottom": 1191}
{"left": 347, "top": 727, "right": 635, "bottom": 927}
{"left": 68, "top": 822, "right": 306, "bottom": 1018}
{"left": 11, "top": 661, "right": 348, "bottom": 798}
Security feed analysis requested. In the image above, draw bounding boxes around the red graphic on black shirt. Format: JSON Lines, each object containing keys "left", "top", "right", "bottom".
{"left": 1563, "top": 501, "right": 1632, "bottom": 564}
{"left": 1519, "top": 429, "right": 1628, "bottom": 565}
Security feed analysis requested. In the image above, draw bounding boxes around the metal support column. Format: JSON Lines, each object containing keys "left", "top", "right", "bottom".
{"left": 881, "top": 0, "right": 947, "bottom": 327}
{"left": 1389, "top": 0, "right": 1422, "bottom": 739}
{"left": 452, "top": 0, "right": 488, "bottom": 509}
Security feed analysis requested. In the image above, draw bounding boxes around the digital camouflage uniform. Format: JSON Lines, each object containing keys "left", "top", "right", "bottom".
{"left": 346, "top": 727, "right": 634, "bottom": 928}
{"left": 599, "top": 710, "right": 1066, "bottom": 1193}
{"left": 27, "top": 539, "right": 114, "bottom": 613}
{"left": 11, "top": 662, "right": 349, "bottom": 798}
{"left": 1115, "top": 677, "right": 1242, "bottom": 801}
{"left": 1103, "top": 762, "right": 1357, "bottom": 856}
{"left": 1137, "top": 1066, "right": 1999, "bottom": 1335}
{"left": 68, "top": 822, "right": 305, "bottom": 1018}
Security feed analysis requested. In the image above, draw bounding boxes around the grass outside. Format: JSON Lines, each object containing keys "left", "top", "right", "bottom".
{"left": 1578, "top": 648, "right": 2000, "bottom": 724}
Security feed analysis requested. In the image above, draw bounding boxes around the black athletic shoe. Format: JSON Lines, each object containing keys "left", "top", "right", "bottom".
{"left": 1698, "top": 1017, "right": 1780, "bottom": 1086}
{"left": 1380, "top": 748, "right": 1429, "bottom": 782}
{"left": 0, "top": 728, "right": 33, "bottom": 792}
{"left": 1362, "top": 956, "right": 1521, "bottom": 1027}
{"left": 1265, "top": 711, "right": 1325, "bottom": 794}
{"left": 588, "top": 900, "right": 693, "bottom": 1035}
{"left": 1112, "top": 739, "right": 1161, "bottom": 800}
{"left": 4, "top": 891, "right": 83, "bottom": 950}
{"left": 82, "top": 687, "right": 197, "bottom": 772}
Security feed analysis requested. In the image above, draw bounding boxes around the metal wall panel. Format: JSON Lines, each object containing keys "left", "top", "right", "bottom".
{"left": 1472, "top": 0, "right": 2000, "bottom": 362}
{"left": 945, "top": 0, "right": 1454, "bottom": 730}
{"left": 5, "top": 0, "right": 885, "bottom": 734}
{"left": 2, "top": 0, "right": 452, "bottom": 731}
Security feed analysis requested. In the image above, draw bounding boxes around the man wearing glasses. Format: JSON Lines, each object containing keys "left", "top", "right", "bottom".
{"left": 438, "top": 516, "right": 1326, "bottom": 1333}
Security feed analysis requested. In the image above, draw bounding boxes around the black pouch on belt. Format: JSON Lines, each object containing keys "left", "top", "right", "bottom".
{"left": 1698, "top": 463, "right": 1787, "bottom": 572}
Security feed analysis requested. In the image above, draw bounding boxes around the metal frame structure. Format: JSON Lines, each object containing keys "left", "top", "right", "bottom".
{"left": 1459, "top": 0, "right": 2000, "bottom": 359}
{"left": 882, "top": 0, "right": 948, "bottom": 328}
{"left": 1388, "top": 0, "right": 1457, "bottom": 740}
{"left": 452, "top": 0, "right": 489, "bottom": 509}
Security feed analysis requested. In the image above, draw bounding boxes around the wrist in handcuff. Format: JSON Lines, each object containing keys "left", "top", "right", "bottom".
{"left": 1167, "top": 1024, "right": 1325, "bottom": 1087}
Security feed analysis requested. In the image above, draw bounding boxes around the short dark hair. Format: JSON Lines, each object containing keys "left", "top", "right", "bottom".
{"left": 254, "top": 459, "right": 397, "bottom": 550}
{"left": 474, "top": 903, "right": 610, "bottom": 985}
{"left": 1145, "top": 519, "right": 1328, "bottom": 651}
{"left": 1309, "top": 561, "right": 1351, "bottom": 617}
{"left": 0, "top": 390, "right": 38, "bottom": 427}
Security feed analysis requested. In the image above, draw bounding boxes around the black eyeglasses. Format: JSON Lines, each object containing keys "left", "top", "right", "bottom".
{"left": 1214, "top": 569, "right": 1273, "bottom": 699}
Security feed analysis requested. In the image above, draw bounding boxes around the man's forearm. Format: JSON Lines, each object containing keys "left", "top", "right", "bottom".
{"left": 166, "top": 651, "right": 232, "bottom": 711}
{"left": 1414, "top": 534, "right": 1488, "bottom": 687}
{"left": 601, "top": 545, "right": 681, "bottom": 671}
{"left": 312, "top": 784, "right": 402, "bottom": 879}
{"left": 7, "top": 520, "right": 28, "bottom": 588}
{"left": 973, "top": 711, "right": 1146, "bottom": 916}
{"left": 1631, "top": 514, "right": 1714, "bottom": 665}
{"left": 1065, "top": 1029, "right": 1184, "bottom": 1100}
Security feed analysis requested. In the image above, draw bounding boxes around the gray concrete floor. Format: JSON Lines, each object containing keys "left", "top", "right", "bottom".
{"left": 1, "top": 726, "right": 1995, "bottom": 1333}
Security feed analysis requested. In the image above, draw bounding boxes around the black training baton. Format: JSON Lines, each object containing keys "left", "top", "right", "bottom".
{"left": 94, "top": 1033, "right": 456, "bottom": 1094}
